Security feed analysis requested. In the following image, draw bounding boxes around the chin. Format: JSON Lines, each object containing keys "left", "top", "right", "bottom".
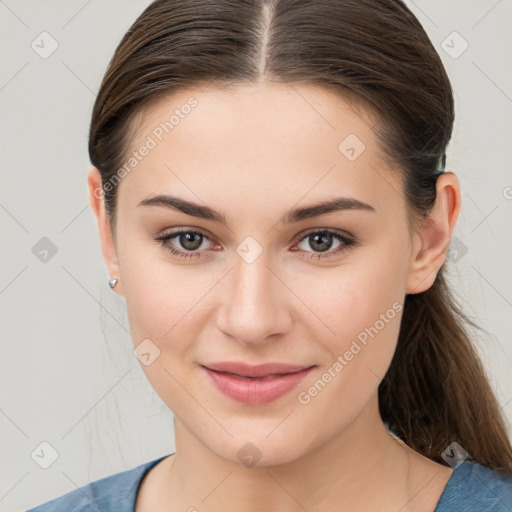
{"left": 200, "top": 424, "right": 318, "bottom": 469}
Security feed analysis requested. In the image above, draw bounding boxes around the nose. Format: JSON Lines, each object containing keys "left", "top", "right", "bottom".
{"left": 215, "top": 253, "right": 293, "bottom": 347}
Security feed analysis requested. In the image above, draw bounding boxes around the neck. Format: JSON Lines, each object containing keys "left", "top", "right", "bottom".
{"left": 158, "top": 395, "right": 427, "bottom": 512}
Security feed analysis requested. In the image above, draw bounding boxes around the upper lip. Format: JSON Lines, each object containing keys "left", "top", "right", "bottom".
{"left": 202, "top": 362, "right": 315, "bottom": 378}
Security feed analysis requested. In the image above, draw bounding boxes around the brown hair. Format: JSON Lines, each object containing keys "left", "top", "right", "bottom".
{"left": 89, "top": 0, "right": 512, "bottom": 474}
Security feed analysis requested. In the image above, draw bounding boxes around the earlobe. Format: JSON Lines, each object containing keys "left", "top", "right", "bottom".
{"left": 405, "top": 172, "right": 461, "bottom": 294}
{"left": 87, "top": 167, "right": 124, "bottom": 295}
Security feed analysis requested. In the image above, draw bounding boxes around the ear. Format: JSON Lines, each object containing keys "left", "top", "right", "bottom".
{"left": 87, "top": 167, "right": 124, "bottom": 296}
{"left": 405, "top": 172, "right": 461, "bottom": 294}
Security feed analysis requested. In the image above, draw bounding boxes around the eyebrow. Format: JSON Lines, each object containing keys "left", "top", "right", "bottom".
{"left": 137, "top": 194, "right": 376, "bottom": 225}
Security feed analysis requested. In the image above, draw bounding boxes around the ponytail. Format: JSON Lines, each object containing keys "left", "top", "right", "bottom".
{"left": 379, "top": 269, "right": 512, "bottom": 475}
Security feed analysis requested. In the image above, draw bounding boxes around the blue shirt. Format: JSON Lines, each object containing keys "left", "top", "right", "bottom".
{"left": 27, "top": 455, "right": 512, "bottom": 511}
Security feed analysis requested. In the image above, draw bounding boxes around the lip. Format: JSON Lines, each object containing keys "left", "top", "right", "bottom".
{"left": 200, "top": 362, "right": 315, "bottom": 405}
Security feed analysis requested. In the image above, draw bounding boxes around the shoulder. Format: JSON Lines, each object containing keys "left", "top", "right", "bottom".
{"left": 435, "top": 461, "right": 512, "bottom": 511}
{"left": 26, "top": 455, "right": 170, "bottom": 512}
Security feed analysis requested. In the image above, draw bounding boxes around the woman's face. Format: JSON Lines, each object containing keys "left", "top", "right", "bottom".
{"left": 99, "top": 83, "right": 426, "bottom": 465}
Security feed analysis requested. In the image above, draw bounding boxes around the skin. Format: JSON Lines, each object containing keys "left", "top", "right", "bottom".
{"left": 88, "top": 83, "right": 460, "bottom": 511}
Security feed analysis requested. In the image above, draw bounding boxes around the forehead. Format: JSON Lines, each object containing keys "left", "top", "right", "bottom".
{"left": 135, "top": 82, "right": 377, "bottom": 153}
{"left": 118, "top": 83, "right": 402, "bottom": 217}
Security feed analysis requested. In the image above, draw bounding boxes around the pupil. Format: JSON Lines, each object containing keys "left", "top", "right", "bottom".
{"left": 311, "top": 233, "right": 332, "bottom": 252}
{"left": 180, "top": 232, "right": 202, "bottom": 250}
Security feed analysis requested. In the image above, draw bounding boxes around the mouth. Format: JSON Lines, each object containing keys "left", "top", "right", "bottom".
{"left": 200, "top": 362, "right": 316, "bottom": 405}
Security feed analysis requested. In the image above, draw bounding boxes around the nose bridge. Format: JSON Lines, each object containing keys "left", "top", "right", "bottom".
{"left": 218, "top": 245, "right": 291, "bottom": 345}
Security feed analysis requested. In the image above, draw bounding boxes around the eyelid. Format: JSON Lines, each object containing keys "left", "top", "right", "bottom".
{"left": 292, "top": 226, "right": 355, "bottom": 244}
{"left": 157, "top": 226, "right": 354, "bottom": 246}
{"left": 156, "top": 227, "right": 217, "bottom": 249}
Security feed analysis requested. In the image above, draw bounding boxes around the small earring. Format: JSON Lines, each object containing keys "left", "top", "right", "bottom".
{"left": 108, "top": 277, "right": 118, "bottom": 289}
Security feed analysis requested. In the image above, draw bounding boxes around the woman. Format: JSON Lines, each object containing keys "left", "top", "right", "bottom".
{"left": 28, "top": 0, "right": 512, "bottom": 510}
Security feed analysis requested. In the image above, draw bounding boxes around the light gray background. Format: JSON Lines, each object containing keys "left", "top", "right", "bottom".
{"left": 1, "top": 1, "right": 511, "bottom": 511}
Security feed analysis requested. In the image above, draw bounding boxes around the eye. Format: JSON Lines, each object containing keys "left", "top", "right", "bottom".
{"left": 292, "top": 229, "right": 356, "bottom": 260}
{"left": 155, "top": 228, "right": 217, "bottom": 259}
{"left": 155, "top": 228, "right": 356, "bottom": 261}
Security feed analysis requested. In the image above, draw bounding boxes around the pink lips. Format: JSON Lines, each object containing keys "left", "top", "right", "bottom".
{"left": 201, "top": 362, "right": 315, "bottom": 405}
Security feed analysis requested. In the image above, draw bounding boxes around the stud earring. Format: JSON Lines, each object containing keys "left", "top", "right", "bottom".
{"left": 108, "top": 277, "right": 118, "bottom": 289}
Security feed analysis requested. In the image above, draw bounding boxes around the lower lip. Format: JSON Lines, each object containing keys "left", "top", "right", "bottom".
{"left": 201, "top": 366, "right": 314, "bottom": 405}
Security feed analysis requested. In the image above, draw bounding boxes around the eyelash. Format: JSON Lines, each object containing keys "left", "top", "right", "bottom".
{"left": 155, "top": 228, "right": 357, "bottom": 261}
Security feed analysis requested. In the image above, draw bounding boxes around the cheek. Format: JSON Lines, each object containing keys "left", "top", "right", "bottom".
{"left": 292, "top": 247, "right": 405, "bottom": 399}
{"left": 118, "top": 248, "right": 209, "bottom": 414}
{"left": 292, "top": 250, "right": 405, "bottom": 346}
{"left": 295, "top": 275, "right": 403, "bottom": 426}
{"left": 118, "top": 234, "right": 209, "bottom": 341}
